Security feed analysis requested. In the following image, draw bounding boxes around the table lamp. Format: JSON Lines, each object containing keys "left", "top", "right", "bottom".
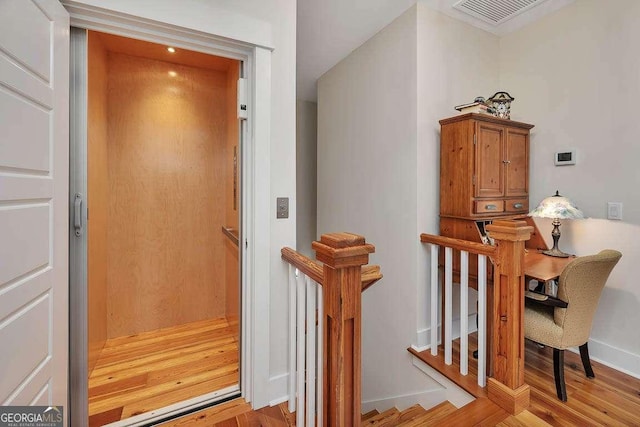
{"left": 528, "top": 190, "right": 584, "bottom": 258}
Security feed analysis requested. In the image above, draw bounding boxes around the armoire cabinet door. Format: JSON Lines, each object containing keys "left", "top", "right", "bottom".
{"left": 504, "top": 127, "right": 529, "bottom": 197}
{"left": 474, "top": 122, "right": 504, "bottom": 198}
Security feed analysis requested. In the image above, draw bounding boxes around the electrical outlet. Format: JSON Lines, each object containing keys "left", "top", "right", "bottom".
{"left": 607, "top": 202, "right": 623, "bottom": 220}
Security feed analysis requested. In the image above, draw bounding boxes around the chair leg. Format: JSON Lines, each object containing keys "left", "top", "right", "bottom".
{"left": 579, "top": 343, "right": 595, "bottom": 378}
{"left": 553, "top": 348, "right": 568, "bottom": 402}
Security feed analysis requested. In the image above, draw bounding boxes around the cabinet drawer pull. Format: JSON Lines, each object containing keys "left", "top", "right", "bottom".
{"left": 485, "top": 204, "right": 497, "bottom": 210}
{"left": 513, "top": 203, "right": 524, "bottom": 209}
{"left": 502, "top": 160, "right": 511, "bottom": 164}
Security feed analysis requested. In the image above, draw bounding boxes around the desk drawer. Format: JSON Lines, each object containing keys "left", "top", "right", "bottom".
{"left": 506, "top": 198, "right": 528, "bottom": 213}
{"left": 475, "top": 200, "right": 504, "bottom": 214}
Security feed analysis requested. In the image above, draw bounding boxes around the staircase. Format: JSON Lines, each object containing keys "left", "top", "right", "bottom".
{"left": 361, "top": 401, "right": 456, "bottom": 426}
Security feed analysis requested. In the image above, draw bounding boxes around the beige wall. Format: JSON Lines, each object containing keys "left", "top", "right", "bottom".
{"left": 106, "top": 52, "right": 229, "bottom": 337}
{"left": 318, "top": 4, "right": 501, "bottom": 405}
{"left": 415, "top": 2, "right": 501, "bottom": 352}
{"left": 87, "top": 32, "right": 108, "bottom": 375}
{"left": 296, "top": 100, "right": 317, "bottom": 257}
{"left": 500, "top": 0, "right": 640, "bottom": 374}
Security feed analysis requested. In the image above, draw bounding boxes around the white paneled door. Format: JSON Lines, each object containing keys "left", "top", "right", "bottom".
{"left": 0, "top": 0, "right": 70, "bottom": 418}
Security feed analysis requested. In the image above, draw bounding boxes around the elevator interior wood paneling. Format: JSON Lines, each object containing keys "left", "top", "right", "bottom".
{"left": 87, "top": 31, "right": 240, "bottom": 423}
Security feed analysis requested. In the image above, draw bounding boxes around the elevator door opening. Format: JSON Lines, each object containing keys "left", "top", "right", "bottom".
{"left": 84, "top": 30, "right": 241, "bottom": 426}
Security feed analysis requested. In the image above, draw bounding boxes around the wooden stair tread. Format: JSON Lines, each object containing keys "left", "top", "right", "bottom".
{"left": 362, "top": 407, "right": 400, "bottom": 426}
{"left": 396, "top": 401, "right": 457, "bottom": 427}
{"left": 396, "top": 404, "right": 427, "bottom": 423}
{"left": 361, "top": 409, "right": 380, "bottom": 421}
{"left": 433, "top": 398, "right": 509, "bottom": 426}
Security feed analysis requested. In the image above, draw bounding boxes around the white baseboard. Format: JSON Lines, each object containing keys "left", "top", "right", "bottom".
{"left": 571, "top": 338, "right": 640, "bottom": 379}
{"left": 415, "top": 313, "right": 478, "bottom": 351}
{"left": 268, "top": 373, "right": 290, "bottom": 406}
{"left": 361, "top": 388, "right": 447, "bottom": 414}
{"left": 411, "top": 357, "right": 475, "bottom": 408}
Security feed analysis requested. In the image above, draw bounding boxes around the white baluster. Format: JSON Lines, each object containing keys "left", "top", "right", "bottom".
{"left": 460, "top": 250, "right": 469, "bottom": 376}
{"left": 288, "top": 266, "right": 297, "bottom": 413}
{"left": 444, "top": 247, "right": 453, "bottom": 365}
{"left": 306, "top": 277, "right": 316, "bottom": 427}
{"left": 316, "top": 283, "right": 324, "bottom": 427}
{"left": 477, "top": 255, "right": 487, "bottom": 387}
{"left": 430, "top": 244, "right": 439, "bottom": 356}
{"left": 296, "top": 272, "right": 306, "bottom": 425}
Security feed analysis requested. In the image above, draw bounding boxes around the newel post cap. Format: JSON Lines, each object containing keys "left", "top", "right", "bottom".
{"left": 486, "top": 220, "right": 533, "bottom": 242}
{"left": 312, "top": 232, "right": 375, "bottom": 268}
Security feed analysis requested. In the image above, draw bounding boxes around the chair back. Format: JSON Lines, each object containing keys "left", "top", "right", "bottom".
{"left": 555, "top": 249, "right": 622, "bottom": 347}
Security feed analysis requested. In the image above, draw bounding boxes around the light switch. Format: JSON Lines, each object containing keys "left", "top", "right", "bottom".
{"left": 607, "top": 202, "right": 623, "bottom": 220}
{"left": 277, "top": 197, "right": 289, "bottom": 219}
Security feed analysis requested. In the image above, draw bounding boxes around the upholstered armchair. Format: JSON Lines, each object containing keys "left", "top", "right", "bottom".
{"left": 524, "top": 249, "right": 622, "bottom": 401}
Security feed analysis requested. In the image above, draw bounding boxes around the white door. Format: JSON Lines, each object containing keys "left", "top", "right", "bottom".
{"left": 0, "top": 0, "right": 69, "bottom": 418}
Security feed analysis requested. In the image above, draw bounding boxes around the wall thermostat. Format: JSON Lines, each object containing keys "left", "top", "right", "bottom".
{"left": 554, "top": 150, "right": 576, "bottom": 166}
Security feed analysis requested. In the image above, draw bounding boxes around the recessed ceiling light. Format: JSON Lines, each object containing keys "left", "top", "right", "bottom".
{"left": 167, "top": 47, "right": 176, "bottom": 53}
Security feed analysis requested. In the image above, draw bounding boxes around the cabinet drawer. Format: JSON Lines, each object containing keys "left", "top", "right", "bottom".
{"left": 505, "top": 198, "right": 529, "bottom": 213}
{"left": 475, "top": 200, "right": 504, "bottom": 214}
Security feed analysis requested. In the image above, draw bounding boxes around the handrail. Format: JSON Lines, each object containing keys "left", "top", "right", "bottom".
{"left": 281, "top": 247, "right": 323, "bottom": 284}
{"left": 282, "top": 232, "right": 379, "bottom": 426}
{"left": 361, "top": 264, "right": 383, "bottom": 291}
{"left": 420, "top": 233, "right": 496, "bottom": 257}
{"left": 281, "top": 247, "right": 383, "bottom": 292}
{"left": 221, "top": 226, "right": 239, "bottom": 247}
{"left": 421, "top": 220, "right": 533, "bottom": 415}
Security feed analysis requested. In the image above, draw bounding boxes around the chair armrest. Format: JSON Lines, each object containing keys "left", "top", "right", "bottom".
{"left": 525, "top": 290, "right": 568, "bottom": 308}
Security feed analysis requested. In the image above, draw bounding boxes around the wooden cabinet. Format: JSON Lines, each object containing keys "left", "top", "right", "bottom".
{"left": 439, "top": 113, "right": 534, "bottom": 219}
{"left": 438, "top": 114, "right": 546, "bottom": 282}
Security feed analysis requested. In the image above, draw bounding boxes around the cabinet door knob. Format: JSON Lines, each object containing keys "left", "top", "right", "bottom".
{"left": 486, "top": 204, "right": 497, "bottom": 210}
{"left": 513, "top": 203, "right": 524, "bottom": 209}
{"left": 502, "top": 160, "right": 511, "bottom": 164}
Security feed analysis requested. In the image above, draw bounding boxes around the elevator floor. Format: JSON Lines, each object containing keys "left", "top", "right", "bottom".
{"left": 88, "top": 317, "right": 239, "bottom": 426}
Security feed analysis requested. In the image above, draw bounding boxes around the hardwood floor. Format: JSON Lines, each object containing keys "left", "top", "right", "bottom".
{"left": 88, "top": 317, "right": 239, "bottom": 426}
{"left": 158, "top": 399, "right": 295, "bottom": 426}
{"left": 93, "top": 321, "right": 639, "bottom": 426}
{"left": 521, "top": 339, "right": 640, "bottom": 426}
{"left": 164, "top": 337, "right": 640, "bottom": 426}
{"left": 412, "top": 334, "right": 640, "bottom": 426}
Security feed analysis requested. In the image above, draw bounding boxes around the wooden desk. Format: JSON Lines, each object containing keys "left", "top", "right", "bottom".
{"left": 524, "top": 251, "right": 575, "bottom": 282}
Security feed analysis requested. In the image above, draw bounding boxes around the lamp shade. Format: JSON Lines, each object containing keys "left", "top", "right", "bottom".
{"left": 528, "top": 191, "right": 584, "bottom": 220}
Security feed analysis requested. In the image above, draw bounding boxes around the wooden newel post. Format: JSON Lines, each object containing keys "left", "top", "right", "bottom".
{"left": 485, "top": 220, "right": 533, "bottom": 415}
{"left": 312, "top": 232, "right": 375, "bottom": 427}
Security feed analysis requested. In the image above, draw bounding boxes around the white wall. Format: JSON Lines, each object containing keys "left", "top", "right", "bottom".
{"left": 500, "top": 0, "right": 640, "bottom": 376}
{"left": 318, "top": 6, "right": 428, "bottom": 403}
{"left": 318, "top": 4, "right": 501, "bottom": 405}
{"left": 69, "top": 0, "right": 297, "bottom": 404}
{"left": 415, "top": 2, "right": 500, "bottom": 349}
{"left": 296, "top": 100, "right": 317, "bottom": 257}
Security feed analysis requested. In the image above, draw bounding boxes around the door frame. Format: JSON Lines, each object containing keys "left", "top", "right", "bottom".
{"left": 66, "top": 3, "right": 272, "bottom": 425}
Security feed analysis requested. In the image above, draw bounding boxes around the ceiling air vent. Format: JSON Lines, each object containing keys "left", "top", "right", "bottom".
{"left": 453, "top": 0, "right": 550, "bottom": 25}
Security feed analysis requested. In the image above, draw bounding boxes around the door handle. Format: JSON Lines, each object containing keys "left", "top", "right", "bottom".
{"left": 74, "top": 193, "right": 83, "bottom": 237}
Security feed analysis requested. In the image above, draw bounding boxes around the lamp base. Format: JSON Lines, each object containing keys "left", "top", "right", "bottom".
{"left": 542, "top": 248, "right": 571, "bottom": 258}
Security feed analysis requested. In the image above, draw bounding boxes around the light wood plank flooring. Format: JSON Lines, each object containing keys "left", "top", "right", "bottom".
{"left": 88, "top": 317, "right": 239, "bottom": 426}
{"left": 412, "top": 333, "right": 640, "bottom": 426}
{"left": 160, "top": 337, "right": 640, "bottom": 426}
{"left": 119, "top": 328, "right": 640, "bottom": 426}
{"left": 158, "top": 399, "right": 295, "bottom": 426}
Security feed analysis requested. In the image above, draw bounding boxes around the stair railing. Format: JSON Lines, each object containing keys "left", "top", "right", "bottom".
{"left": 420, "top": 233, "right": 494, "bottom": 387}
{"left": 420, "top": 220, "right": 533, "bottom": 414}
{"left": 282, "top": 232, "right": 382, "bottom": 426}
